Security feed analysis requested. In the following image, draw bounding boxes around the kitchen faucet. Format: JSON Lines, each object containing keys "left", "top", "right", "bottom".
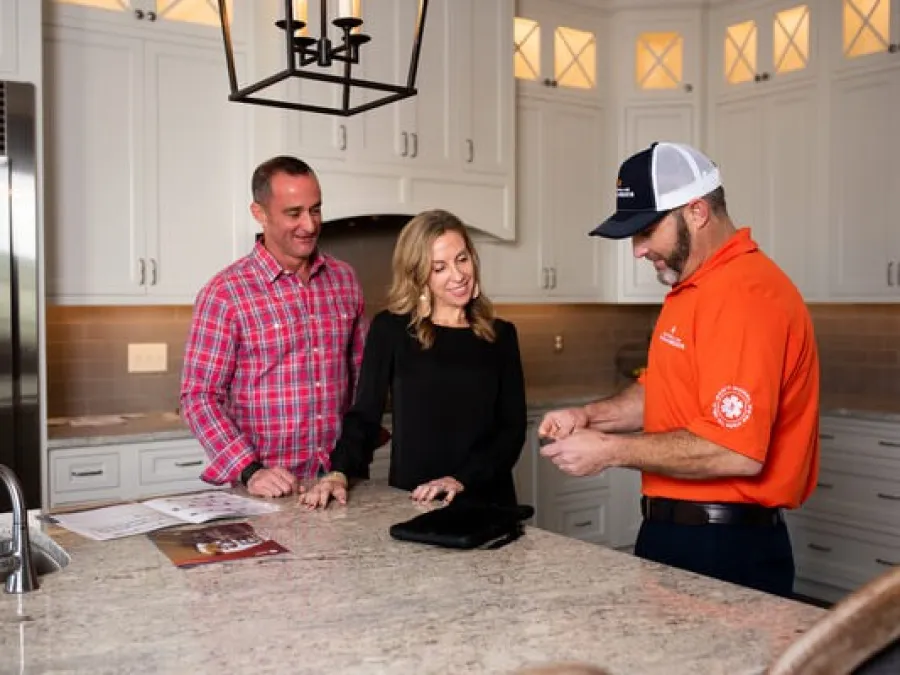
{"left": 0, "top": 464, "right": 39, "bottom": 593}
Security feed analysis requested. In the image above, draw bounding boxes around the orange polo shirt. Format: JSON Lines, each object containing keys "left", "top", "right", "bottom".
{"left": 640, "top": 228, "right": 820, "bottom": 508}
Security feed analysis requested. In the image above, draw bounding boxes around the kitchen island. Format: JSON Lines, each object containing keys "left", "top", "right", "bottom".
{"left": 1, "top": 484, "right": 824, "bottom": 674}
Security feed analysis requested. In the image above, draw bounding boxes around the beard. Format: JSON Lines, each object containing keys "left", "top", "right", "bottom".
{"left": 656, "top": 211, "right": 691, "bottom": 286}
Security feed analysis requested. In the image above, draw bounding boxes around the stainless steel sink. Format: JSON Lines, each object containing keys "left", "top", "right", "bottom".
{"left": 0, "top": 528, "right": 70, "bottom": 580}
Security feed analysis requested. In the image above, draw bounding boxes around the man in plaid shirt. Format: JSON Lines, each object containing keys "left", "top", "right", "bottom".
{"left": 180, "top": 156, "right": 367, "bottom": 498}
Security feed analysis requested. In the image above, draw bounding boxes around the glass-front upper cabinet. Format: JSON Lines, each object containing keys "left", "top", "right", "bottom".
{"left": 51, "top": 0, "right": 234, "bottom": 29}
{"left": 711, "top": 0, "right": 818, "bottom": 94}
{"left": 513, "top": 0, "right": 605, "bottom": 101}
{"left": 612, "top": 10, "right": 702, "bottom": 100}
{"left": 835, "top": 0, "right": 900, "bottom": 71}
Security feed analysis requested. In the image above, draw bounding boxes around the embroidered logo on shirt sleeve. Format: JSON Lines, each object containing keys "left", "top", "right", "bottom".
{"left": 713, "top": 385, "right": 753, "bottom": 429}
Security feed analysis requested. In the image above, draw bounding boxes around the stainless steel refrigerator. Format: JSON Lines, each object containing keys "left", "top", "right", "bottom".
{"left": 0, "top": 81, "right": 40, "bottom": 511}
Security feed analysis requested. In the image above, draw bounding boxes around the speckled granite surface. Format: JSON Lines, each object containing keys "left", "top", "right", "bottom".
{"left": 0, "top": 484, "right": 824, "bottom": 675}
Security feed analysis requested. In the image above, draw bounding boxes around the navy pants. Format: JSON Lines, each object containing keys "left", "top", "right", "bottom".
{"left": 634, "top": 518, "right": 795, "bottom": 598}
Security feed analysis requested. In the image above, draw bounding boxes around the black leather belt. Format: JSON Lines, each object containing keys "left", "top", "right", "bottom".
{"left": 641, "top": 496, "right": 784, "bottom": 527}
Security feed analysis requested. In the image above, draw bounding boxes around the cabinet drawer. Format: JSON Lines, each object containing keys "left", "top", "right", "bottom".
{"left": 546, "top": 491, "right": 610, "bottom": 544}
{"left": 803, "top": 453, "right": 900, "bottom": 531}
{"left": 52, "top": 450, "right": 121, "bottom": 493}
{"left": 787, "top": 514, "right": 900, "bottom": 591}
{"left": 819, "top": 424, "right": 900, "bottom": 461}
{"left": 139, "top": 443, "right": 208, "bottom": 487}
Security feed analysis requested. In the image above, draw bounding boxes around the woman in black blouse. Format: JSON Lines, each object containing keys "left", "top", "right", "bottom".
{"left": 299, "top": 209, "right": 527, "bottom": 509}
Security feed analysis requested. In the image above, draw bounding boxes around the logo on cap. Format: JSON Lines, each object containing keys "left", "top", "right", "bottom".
{"left": 616, "top": 178, "right": 635, "bottom": 199}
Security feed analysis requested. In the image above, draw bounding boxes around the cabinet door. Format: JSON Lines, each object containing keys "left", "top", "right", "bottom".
{"left": 761, "top": 85, "right": 823, "bottom": 298}
{"left": 0, "top": 0, "right": 18, "bottom": 77}
{"left": 710, "top": 95, "right": 766, "bottom": 248}
{"left": 828, "top": 70, "right": 899, "bottom": 299}
{"left": 616, "top": 11, "right": 702, "bottom": 102}
{"left": 477, "top": 99, "right": 546, "bottom": 301}
{"left": 43, "top": 26, "right": 147, "bottom": 301}
{"left": 282, "top": 0, "right": 351, "bottom": 161}
{"left": 454, "top": 0, "right": 514, "bottom": 176}
{"left": 607, "top": 468, "right": 643, "bottom": 549}
{"left": 395, "top": 0, "right": 452, "bottom": 168}
{"left": 831, "top": 0, "right": 900, "bottom": 75}
{"left": 614, "top": 104, "right": 695, "bottom": 302}
{"left": 546, "top": 101, "right": 604, "bottom": 299}
{"left": 143, "top": 40, "right": 248, "bottom": 301}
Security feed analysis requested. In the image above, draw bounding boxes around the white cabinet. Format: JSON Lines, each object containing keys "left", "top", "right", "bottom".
{"left": 709, "top": 84, "right": 825, "bottom": 299}
{"left": 709, "top": 0, "right": 819, "bottom": 98}
{"left": 0, "top": 0, "right": 19, "bottom": 77}
{"left": 513, "top": 0, "right": 606, "bottom": 103}
{"left": 787, "top": 415, "right": 900, "bottom": 604}
{"left": 480, "top": 95, "right": 605, "bottom": 303}
{"left": 827, "top": 67, "right": 900, "bottom": 300}
{"left": 827, "top": 0, "right": 900, "bottom": 76}
{"left": 43, "top": 8, "right": 252, "bottom": 304}
{"left": 0, "top": 1, "right": 41, "bottom": 83}
{"left": 265, "top": 0, "right": 516, "bottom": 241}
{"left": 602, "top": 9, "right": 703, "bottom": 304}
{"left": 49, "top": 438, "right": 216, "bottom": 508}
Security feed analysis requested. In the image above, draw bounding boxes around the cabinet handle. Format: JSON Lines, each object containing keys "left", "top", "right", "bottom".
{"left": 150, "top": 258, "right": 158, "bottom": 285}
{"left": 878, "top": 440, "right": 900, "bottom": 448}
{"left": 573, "top": 520, "right": 593, "bottom": 528}
{"left": 876, "top": 558, "right": 898, "bottom": 566}
{"left": 889, "top": 262, "right": 894, "bottom": 287}
{"left": 339, "top": 124, "right": 347, "bottom": 151}
{"left": 877, "top": 492, "right": 900, "bottom": 501}
{"left": 411, "top": 132, "right": 418, "bottom": 158}
{"left": 134, "top": 8, "right": 145, "bottom": 19}
{"left": 761, "top": 72, "right": 771, "bottom": 81}
{"left": 139, "top": 258, "right": 146, "bottom": 285}
{"left": 807, "top": 543, "right": 832, "bottom": 553}
{"left": 684, "top": 83, "right": 694, "bottom": 93}
{"left": 754, "top": 73, "right": 762, "bottom": 82}
{"left": 543, "top": 78, "right": 553, "bottom": 87}
{"left": 147, "top": 10, "right": 157, "bottom": 21}
{"left": 889, "top": 43, "right": 898, "bottom": 54}
{"left": 541, "top": 268, "right": 549, "bottom": 289}
{"left": 71, "top": 469, "right": 103, "bottom": 478}
{"left": 174, "top": 460, "right": 203, "bottom": 468}
{"left": 549, "top": 267, "right": 557, "bottom": 289}
{"left": 466, "top": 139, "right": 474, "bottom": 163}
{"left": 401, "top": 131, "right": 408, "bottom": 157}
{"left": 816, "top": 482, "right": 834, "bottom": 489}
{"left": 820, "top": 433, "right": 835, "bottom": 440}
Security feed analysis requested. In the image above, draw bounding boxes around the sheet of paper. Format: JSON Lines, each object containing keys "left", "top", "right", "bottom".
{"left": 141, "top": 491, "right": 281, "bottom": 524}
{"left": 50, "top": 503, "right": 183, "bottom": 541}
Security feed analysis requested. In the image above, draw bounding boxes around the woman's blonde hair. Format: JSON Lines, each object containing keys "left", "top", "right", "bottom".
{"left": 386, "top": 209, "right": 495, "bottom": 349}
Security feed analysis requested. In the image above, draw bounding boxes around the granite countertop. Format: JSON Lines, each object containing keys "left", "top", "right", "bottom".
{"left": 46, "top": 387, "right": 614, "bottom": 450}
{"left": 0, "top": 483, "right": 824, "bottom": 674}
{"left": 45, "top": 388, "right": 900, "bottom": 451}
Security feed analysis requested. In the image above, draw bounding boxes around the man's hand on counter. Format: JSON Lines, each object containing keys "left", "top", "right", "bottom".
{"left": 246, "top": 467, "right": 299, "bottom": 498}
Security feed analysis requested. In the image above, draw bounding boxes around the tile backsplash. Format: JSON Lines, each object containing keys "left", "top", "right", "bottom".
{"left": 45, "top": 303, "right": 900, "bottom": 418}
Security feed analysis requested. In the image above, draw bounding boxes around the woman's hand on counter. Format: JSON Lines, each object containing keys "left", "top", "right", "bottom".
{"left": 299, "top": 472, "right": 349, "bottom": 510}
{"left": 411, "top": 476, "right": 464, "bottom": 505}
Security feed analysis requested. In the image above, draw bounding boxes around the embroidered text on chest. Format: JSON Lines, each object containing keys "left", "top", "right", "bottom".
{"left": 659, "top": 325, "right": 686, "bottom": 351}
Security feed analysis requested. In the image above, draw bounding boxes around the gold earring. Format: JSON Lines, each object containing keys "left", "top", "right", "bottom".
{"left": 418, "top": 290, "right": 432, "bottom": 318}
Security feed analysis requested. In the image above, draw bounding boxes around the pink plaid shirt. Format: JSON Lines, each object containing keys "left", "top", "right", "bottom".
{"left": 180, "top": 242, "right": 367, "bottom": 485}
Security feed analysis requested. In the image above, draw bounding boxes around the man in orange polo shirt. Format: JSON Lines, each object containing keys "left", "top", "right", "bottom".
{"left": 538, "top": 142, "right": 820, "bottom": 598}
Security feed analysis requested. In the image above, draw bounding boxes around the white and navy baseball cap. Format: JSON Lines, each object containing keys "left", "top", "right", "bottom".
{"left": 590, "top": 142, "right": 722, "bottom": 239}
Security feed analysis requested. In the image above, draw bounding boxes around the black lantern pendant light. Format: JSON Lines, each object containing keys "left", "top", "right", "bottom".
{"left": 217, "top": 0, "right": 430, "bottom": 116}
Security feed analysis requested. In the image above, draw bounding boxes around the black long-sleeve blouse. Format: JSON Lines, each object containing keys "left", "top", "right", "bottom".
{"left": 329, "top": 310, "right": 528, "bottom": 506}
